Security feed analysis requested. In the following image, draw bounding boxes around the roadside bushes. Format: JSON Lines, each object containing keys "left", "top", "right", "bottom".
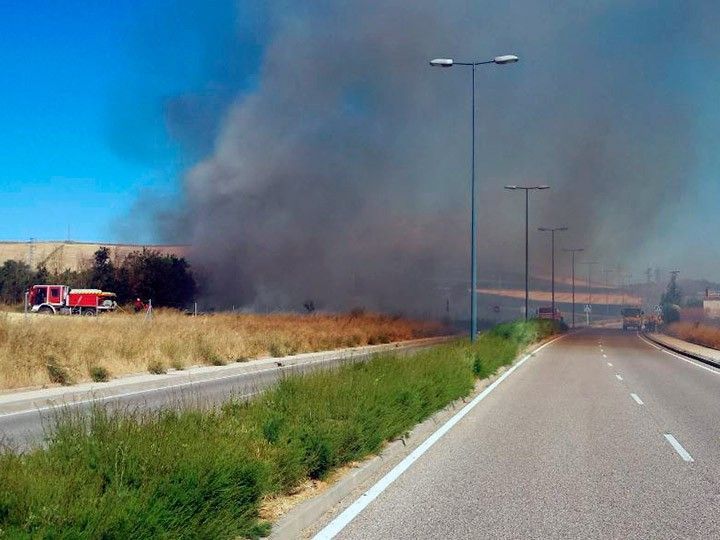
{"left": 470, "top": 319, "right": 560, "bottom": 378}
{"left": 0, "top": 319, "right": 562, "bottom": 538}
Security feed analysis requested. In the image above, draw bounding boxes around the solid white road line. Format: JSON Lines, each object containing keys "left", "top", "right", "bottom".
{"left": 312, "top": 335, "right": 566, "bottom": 540}
{"left": 630, "top": 393, "right": 644, "bottom": 405}
{"left": 638, "top": 335, "right": 720, "bottom": 376}
{"left": 607, "top": 362, "right": 613, "bottom": 367}
{"left": 664, "top": 433, "right": 694, "bottom": 462}
{"left": 615, "top": 374, "right": 623, "bottom": 381}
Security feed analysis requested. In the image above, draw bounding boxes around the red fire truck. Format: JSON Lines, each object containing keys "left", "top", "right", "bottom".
{"left": 28, "top": 285, "right": 117, "bottom": 316}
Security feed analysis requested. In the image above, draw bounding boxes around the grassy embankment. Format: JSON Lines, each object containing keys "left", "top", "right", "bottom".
{"left": 0, "top": 320, "right": 562, "bottom": 538}
{"left": 0, "top": 310, "right": 444, "bottom": 390}
{"left": 665, "top": 321, "right": 720, "bottom": 350}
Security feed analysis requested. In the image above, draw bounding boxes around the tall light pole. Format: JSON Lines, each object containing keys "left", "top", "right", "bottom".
{"left": 602, "top": 267, "right": 614, "bottom": 316}
{"left": 563, "top": 248, "right": 584, "bottom": 328}
{"left": 538, "top": 226, "right": 567, "bottom": 316}
{"left": 505, "top": 185, "right": 550, "bottom": 320}
{"left": 430, "top": 54, "right": 519, "bottom": 340}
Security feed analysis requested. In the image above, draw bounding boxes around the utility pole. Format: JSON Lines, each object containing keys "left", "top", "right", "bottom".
{"left": 579, "top": 261, "right": 598, "bottom": 323}
{"left": 579, "top": 261, "right": 599, "bottom": 304}
{"left": 602, "top": 267, "right": 614, "bottom": 316}
{"left": 622, "top": 273, "right": 633, "bottom": 305}
{"left": 563, "top": 248, "right": 584, "bottom": 328}
{"left": 538, "top": 226, "right": 568, "bottom": 317}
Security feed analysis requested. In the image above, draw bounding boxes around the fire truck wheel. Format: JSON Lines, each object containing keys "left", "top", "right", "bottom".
{"left": 82, "top": 309, "right": 97, "bottom": 316}
{"left": 38, "top": 306, "right": 54, "bottom": 315}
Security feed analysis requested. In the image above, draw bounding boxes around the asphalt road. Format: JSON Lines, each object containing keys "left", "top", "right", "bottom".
{"left": 321, "top": 328, "right": 720, "bottom": 539}
{"left": 0, "top": 338, "right": 446, "bottom": 451}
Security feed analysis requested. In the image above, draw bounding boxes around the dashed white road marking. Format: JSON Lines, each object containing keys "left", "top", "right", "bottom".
{"left": 664, "top": 434, "right": 694, "bottom": 462}
{"left": 602, "top": 354, "right": 607, "bottom": 358}
{"left": 630, "top": 393, "right": 644, "bottom": 405}
{"left": 607, "top": 362, "right": 613, "bottom": 367}
{"left": 615, "top": 374, "right": 623, "bottom": 381}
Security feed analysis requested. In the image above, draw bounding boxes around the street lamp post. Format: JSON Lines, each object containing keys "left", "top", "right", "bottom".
{"left": 538, "top": 226, "right": 567, "bottom": 316}
{"left": 563, "top": 248, "right": 584, "bottom": 328}
{"left": 430, "top": 54, "right": 518, "bottom": 340}
{"left": 505, "top": 185, "right": 550, "bottom": 320}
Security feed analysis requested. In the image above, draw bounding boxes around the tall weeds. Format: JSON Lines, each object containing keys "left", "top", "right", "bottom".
{"left": 0, "top": 311, "right": 445, "bottom": 389}
{"left": 0, "top": 319, "right": 560, "bottom": 538}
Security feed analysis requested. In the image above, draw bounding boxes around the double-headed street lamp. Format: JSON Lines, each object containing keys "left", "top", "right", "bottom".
{"left": 430, "top": 54, "right": 519, "bottom": 340}
{"left": 505, "top": 185, "right": 550, "bottom": 320}
{"left": 538, "top": 226, "right": 567, "bottom": 316}
{"left": 562, "top": 247, "right": 584, "bottom": 328}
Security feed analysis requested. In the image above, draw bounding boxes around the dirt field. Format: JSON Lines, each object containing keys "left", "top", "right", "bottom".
{"left": 0, "top": 240, "right": 187, "bottom": 273}
{"left": 0, "top": 310, "right": 446, "bottom": 390}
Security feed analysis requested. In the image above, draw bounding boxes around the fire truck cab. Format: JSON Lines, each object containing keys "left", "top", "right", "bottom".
{"left": 28, "top": 285, "right": 117, "bottom": 316}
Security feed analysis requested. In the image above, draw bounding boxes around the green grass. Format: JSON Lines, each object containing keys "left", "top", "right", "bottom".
{"left": 88, "top": 365, "right": 111, "bottom": 383}
{"left": 0, "top": 319, "right": 561, "bottom": 539}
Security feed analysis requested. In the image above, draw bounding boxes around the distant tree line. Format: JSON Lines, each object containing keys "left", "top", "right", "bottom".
{"left": 0, "top": 248, "right": 197, "bottom": 308}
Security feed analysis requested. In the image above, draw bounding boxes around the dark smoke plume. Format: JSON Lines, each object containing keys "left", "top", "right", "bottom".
{"left": 160, "top": 1, "right": 718, "bottom": 312}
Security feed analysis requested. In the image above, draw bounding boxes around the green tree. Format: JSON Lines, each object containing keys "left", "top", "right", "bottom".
{"left": 124, "top": 249, "right": 197, "bottom": 308}
{"left": 660, "top": 273, "right": 682, "bottom": 306}
{"left": 660, "top": 273, "right": 682, "bottom": 323}
{"left": 89, "top": 247, "right": 116, "bottom": 292}
{"left": 0, "top": 260, "right": 35, "bottom": 303}
{"left": 34, "top": 265, "right": 50, "bottom": 284}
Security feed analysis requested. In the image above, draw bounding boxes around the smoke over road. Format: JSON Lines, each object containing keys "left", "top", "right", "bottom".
{"left": 142, "top": 1, "right": 718, "bottom": 312}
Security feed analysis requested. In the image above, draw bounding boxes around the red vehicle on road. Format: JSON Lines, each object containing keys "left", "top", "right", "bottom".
{"left": 537, "top": 306, "right": 563, "bottom": 321}
{"left": 28, "top": 285, "right": 117, "bottom": 316}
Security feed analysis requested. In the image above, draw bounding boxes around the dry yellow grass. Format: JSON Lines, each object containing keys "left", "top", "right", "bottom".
{"left": 0, "top": 310, "right": 446, "bottom": 390}
{"left": 666, "top": 321, "right": 720, "bottom": 351}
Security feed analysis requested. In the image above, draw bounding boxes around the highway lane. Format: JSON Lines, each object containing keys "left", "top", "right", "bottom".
{"left": 0, "top": 338, "right": 447, "bottom": 451}
{"left": 318, "top": 328, "right": 720, "bottom": 539}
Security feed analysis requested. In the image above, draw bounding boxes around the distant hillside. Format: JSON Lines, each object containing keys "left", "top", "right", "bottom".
{"left": 0, "top": 241, "right": 188, "bottom": 273}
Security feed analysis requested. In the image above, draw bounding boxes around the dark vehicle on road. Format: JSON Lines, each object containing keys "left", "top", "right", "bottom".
{"left": 621, "top": 307, "right": 643, "bottom": 331}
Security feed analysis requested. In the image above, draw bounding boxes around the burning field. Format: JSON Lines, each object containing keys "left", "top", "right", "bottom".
{"left": 0, "top": 310, "right": 446, "bottom": 390}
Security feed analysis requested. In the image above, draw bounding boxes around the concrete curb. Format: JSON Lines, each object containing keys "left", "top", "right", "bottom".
{"left": 643, "top": 332, "right": 720, "bottom": 369}
{"left": 269, "top": 334, "right": 559, "bottom": 539}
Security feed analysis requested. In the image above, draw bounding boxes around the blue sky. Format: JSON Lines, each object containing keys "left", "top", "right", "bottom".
{"left": 0, "top": 0, "right": 262, "bottom": 243}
